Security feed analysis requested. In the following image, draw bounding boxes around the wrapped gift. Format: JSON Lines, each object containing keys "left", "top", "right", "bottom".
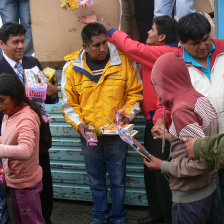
{"left": 60, "top": 0, "right": 93, "bottom": 10}
{"left": 60, "top": 0, "right": 79, "bottom": 10}
{"left": 100, "top": 123, "right": 138, "bottom": 136}
{"left": 24, "top": 69, "right": 47, "bottom": 100}
{"left": 85, "top": 126, "right": 98, "bottom": 147}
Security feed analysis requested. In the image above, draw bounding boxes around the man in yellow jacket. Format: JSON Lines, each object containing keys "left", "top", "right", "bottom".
{"left": 61, "top": 23, "right": 142, "bottom": 224}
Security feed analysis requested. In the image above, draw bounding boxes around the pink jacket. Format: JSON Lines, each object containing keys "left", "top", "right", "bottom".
{"left": 0, "top": 106, "right": 42, "bottom": 189}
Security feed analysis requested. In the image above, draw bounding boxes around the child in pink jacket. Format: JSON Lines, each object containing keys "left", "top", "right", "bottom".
{"left": 0, "top": 73, "right": 45, "bottom": 224}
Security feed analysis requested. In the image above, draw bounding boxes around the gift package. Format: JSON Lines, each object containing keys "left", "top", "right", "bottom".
{"left": 85, "top": 126, "right": 98, "bottom": 147}
{"left": 100, "top": 123, "right": 138, "bottom": 136}
{"left": 24, "top": 69, "right": 48, "bottom": 100}
{"left": 60, "top": 0, "right": 94, "bottom": 10}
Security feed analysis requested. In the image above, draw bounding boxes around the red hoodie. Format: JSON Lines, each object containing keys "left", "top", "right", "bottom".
{"left": 151, "top": 52, "right": 218, "bottom": 203}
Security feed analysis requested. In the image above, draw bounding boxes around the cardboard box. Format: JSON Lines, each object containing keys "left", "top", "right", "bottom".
{"left": 194, "top": 0, "right": 214, "bottom": 14}
{"left": 30, "top": 0, "right": 132, "bottom": 68}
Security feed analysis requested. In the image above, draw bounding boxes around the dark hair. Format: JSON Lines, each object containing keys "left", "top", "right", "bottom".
{"left": 176, "top": 12, "right": 211, "bottom": 43}
{"left": 153, "top": 15, "right": 177, "bottom": 44}
{"left": 0, "top": 22, "right": 26, "bottom": 44}
{"left": 0, "top": 73, "right": 44, "bottom": 127}
{"left": 81, "top": 22, "right": 107, "bottom": 45}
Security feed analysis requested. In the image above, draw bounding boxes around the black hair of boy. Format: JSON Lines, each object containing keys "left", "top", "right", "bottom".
{"left": 153, "top": 15, "right": 177, "bottom": 44}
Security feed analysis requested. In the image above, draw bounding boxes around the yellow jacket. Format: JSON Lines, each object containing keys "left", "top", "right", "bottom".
{"left": 61, "top": 43, "right": 143, "bottom": 135}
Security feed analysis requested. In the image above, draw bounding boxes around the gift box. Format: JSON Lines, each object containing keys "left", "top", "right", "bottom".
{"left": 100, "top": 123, "right": 138, "bottom": 136}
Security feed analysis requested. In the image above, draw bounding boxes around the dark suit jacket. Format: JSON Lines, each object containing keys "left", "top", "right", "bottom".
{"left": 0, "top": 55, "right": 43, "bottom": 76}
{"left": 0, "top": 55, "right": 43, "bottom": 132}
{"left": 0, "top": 56, "right": 57, "bottom": 146}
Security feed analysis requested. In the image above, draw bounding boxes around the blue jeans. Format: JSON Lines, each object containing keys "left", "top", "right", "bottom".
{"left": 81, "top": 136, "right": 128, "bottom": 224}
{"left": 0, "top": 0, "right": 34, "bottom": 56}
{"left": 154, "top": 0, "right": 195, "bottom": 20}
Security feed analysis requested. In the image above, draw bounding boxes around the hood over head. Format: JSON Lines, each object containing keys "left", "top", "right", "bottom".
{"left": 151, "top": 52, "right": 193, "bottom": 107}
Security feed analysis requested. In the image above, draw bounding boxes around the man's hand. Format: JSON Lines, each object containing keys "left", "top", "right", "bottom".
{"left": 151, "top": 119, "right": 170, "bottom": 140}
{"left": 99, "top": 17, "right": 113, "bottom": 32}
{"left": 78, "top": 123, "right": 89, "bottom": 139}
{"left": 144, "top": 154, "right": 162, "bottom": 171}
{"left": 78, "top": 10, "right": 98, "bottom": 24}
{"left": 47, "top": 83, "right": 58, "bottom": 96}
{"left": 184, "top": 138, "right": 197, "bottom": 159}
{"left": 78, "top": 11, "right": 112, "bottom": 32}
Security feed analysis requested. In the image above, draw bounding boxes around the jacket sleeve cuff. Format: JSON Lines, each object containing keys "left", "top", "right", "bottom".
{"left": 161, "top": 161, "right": 170, "bottom": 174}
{"left": 194, "top": 139, "right": 201, "bottom": 159}
{"left": 108, "top": 28, "right": 116, "bottom": 38}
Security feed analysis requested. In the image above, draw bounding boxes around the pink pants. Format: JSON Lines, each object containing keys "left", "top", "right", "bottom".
{"left": 9, "top": 181, "right": 45, "bottom": 224}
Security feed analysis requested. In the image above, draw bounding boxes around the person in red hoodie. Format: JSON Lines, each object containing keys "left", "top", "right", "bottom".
{"left": 0, "top": 73, "right": 45, "bottom": 223}
{"left": 146, "top": 52, "right": 220, "bottom": 223}
{"left": 79, "top": 14, "right": 177, "bottom": 224}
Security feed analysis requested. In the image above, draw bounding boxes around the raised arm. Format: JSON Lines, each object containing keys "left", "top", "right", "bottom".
{"left": 78, "top": 12, "right": 177, "bottom": 68}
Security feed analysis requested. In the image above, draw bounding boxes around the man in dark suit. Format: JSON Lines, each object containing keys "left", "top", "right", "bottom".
{"left": 0, "top": 22, "right": 58, "bottom": 224}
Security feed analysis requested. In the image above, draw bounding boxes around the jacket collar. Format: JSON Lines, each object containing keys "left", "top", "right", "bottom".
{"left": 9, "top": 102, "right": 28, "bottom": 117}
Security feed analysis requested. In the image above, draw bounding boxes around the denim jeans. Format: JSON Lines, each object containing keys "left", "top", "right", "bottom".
{"left": 0, "top": 0, "right": 34, "bottom": 56}
{"left": 154, "top": 0, "right": 195, "bottom": 20}
{"left": 81, "top": 135, "right": 128, "bottom": 224}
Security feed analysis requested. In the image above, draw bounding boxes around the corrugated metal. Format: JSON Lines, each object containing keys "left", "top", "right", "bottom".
{"left": 46, "top": 87, "right": 147, "bottom": 206}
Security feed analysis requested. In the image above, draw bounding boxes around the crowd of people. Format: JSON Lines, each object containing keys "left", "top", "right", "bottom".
{"left": 0, "top": 1, "right": 224, "bottom": 224}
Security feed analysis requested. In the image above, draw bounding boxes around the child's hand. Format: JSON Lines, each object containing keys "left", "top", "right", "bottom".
{"left": 152, "top": 119, "right": 170, "bottom": 140}
{"left": 144, "top": 155, "right": 162, "bottom": 171}
{"left": 184, "top": 138, "right": 197, "bottom": 159}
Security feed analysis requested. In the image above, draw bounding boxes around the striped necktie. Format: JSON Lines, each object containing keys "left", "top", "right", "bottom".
{"left": 15, "top": 62, "right": 24, "bottom": 83}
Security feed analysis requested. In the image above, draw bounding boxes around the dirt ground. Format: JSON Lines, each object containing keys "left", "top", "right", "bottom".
{"left": 51, "top": 199, "right": 149, "bottom": 224}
